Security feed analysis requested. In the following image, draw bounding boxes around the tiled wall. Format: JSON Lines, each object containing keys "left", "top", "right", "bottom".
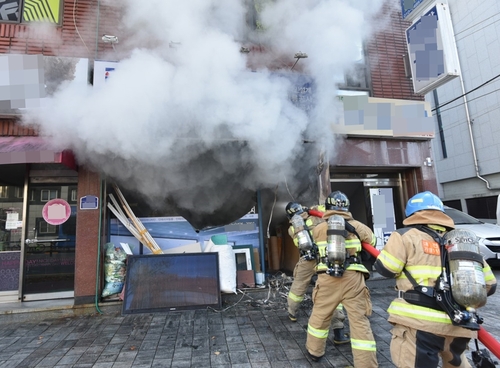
{"left": 366, "top": 2, "right": 423, "bottom": 101}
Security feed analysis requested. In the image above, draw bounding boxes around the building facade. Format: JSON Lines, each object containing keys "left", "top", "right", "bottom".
{"left": 419, "top": 0, "right": 500, "bottom": 219}
{"left": 0, "top": 0, "right": 440, "bottom": 304}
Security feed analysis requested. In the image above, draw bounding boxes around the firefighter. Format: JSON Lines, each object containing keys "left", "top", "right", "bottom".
{"left": 305, "top": 191, "right": 378, "bottom": 366}
{"left": 374, "top": 191, "right": 497, "bottom": 368}
{"left": 285, "top": 202, "right": 350, "bottom": 345}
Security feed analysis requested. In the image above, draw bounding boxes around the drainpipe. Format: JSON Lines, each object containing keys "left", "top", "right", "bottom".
{"left": 460, "top": 76, "right": 500, "bottom": 190}
{"left": 257, "top": 190, "right": 266, "bottom": 277}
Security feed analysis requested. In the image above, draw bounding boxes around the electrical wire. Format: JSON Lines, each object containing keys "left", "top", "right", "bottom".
{"left": 432, "top": 85, "right": 500, "bottom": 116}
{"left": 283, "top": 175, "right": 295, "bottom": 201}
{"left": 454, "top": 15, "right": 500, "bottom": 42}
{"left": 73, "top": 0, "right": 91, "bottom": 56}
{"left": 431, "top": 73, "right": 500, "bottom": 112}
{"left": 266, "top": 184, "right": 279, "bottom": 239}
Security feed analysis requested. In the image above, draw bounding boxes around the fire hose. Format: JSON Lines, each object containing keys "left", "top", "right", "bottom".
{"left": 361, "top": 241, "right": 500, "bottom": 360}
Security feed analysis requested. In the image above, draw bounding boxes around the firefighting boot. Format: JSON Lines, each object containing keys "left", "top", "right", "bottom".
{"left": 333, "top": 328, "right": 350, "bottom": 344}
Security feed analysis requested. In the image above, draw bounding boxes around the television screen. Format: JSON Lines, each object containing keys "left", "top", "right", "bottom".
{"left": 122, "top": 252, "right": 221, "bottom": 314}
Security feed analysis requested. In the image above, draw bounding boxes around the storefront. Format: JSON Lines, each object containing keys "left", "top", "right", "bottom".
{"left": 0, "top": 136, "right": 78, "bottom": 303}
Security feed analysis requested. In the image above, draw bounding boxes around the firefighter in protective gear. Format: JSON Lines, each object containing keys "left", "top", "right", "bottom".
{"left": 374, "top": 191, "right": 497, "bottom": 368}
{"left": 286, "top": 202, "right": 349, "bottom": 344}
{"left": 305, "top": 191, "right": 378, "bottom": 366}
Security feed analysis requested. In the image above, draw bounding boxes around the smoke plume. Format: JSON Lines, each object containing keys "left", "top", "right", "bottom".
{"left": 24, "top": 0, "right": 385, "bottom": 229}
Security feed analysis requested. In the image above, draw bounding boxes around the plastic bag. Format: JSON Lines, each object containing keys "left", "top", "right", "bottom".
{"left": 102, "top": 243, "right": 127, "bottom": 297}
{"left": 204, "top": 237, "right": 237, "bottom": 294}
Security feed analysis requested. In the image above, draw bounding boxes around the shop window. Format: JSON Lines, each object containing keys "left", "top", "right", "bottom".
{"left": 0, "top": 186, "right": 8, "bottom": 199}
{"left": 40, "top": 189, "right": 58, "bottom": 202}
{"left": 0, "top": 0, "right": 62, "bottom": 25}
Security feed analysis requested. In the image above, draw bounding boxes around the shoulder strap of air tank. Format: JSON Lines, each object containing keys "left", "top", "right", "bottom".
{"left": 400, "top": 224, "right": 446, "bottom": 296}
{"left": 344, "top": 221, "right": 359, "bottom": 239}
{"left": 303, "top": 216, "right": 319, "bottom": 249}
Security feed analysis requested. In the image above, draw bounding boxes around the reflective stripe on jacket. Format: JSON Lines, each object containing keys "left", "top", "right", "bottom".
{"left": 377, "top": 213, "right": 497, "bottom": 338}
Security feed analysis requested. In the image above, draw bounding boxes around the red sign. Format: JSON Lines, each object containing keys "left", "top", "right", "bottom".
{"left": 42, "top": 199, "right": 71, "bottom": 225}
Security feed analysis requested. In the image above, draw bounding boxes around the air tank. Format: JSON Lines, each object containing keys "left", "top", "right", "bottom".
{"left": 290, "top": 214, "right": 313, "bottom": 252}
{"left": 326, "top": 215, "right": 346, "bottom": 265}
{"left": 444, "top": 229, "right": 487, "bottom": 309}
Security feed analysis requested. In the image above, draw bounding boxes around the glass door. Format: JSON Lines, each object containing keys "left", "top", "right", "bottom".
{"left": 22, "top": 183, "right": 77, "bottom": 301}
{"left": 0, "top": 164, "right": 26, "bottom": 303}
{"left": 369, "top": 187, "right": 397, "bottom": 251}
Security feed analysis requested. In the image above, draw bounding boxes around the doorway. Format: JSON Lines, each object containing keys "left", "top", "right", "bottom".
{"left": 22, "top": 182, "right": 77, "bottom": 301}
{"left": 0, "top": 164, "right": 25, "bottom": 303}
{"left": 330, "top": 176, "right": 403, "bottom": 271}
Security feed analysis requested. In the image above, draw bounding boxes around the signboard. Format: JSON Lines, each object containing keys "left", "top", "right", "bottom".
{"left": 42, "top": 199, "right": 71, "bottom": 225}
{"left": 5, "top": 212, "right": 20, "bottom": 230}
{"left": 401, "top": 0, "right": 425, "bottom": 19}
{"left": 336, "top": 95, "right": 434, "bottom": 138}
{"left": 80, "top": 195, "right": 99, "bottom": 210}
{"left": 93, "top": 60, "right": 119, "bottom": 89}
{"left": 0, "top": 54, "right": 46, "bottom": 109}
{"left": 405, "top": 3, "right": 460, "bottom": 95}
{"left": 110, "top": 213, "right": 260, "bottom": 255}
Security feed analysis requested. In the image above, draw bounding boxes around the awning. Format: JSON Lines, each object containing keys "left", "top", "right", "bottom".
{"left": 0, "top": 136, "right": 76, "bottom": 170}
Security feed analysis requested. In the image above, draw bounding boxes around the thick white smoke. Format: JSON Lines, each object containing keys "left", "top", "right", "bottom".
{"left": 24, "top": 0, "right": 385, "bottom": 229}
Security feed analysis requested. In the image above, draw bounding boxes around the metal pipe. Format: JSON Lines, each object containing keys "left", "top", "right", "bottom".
{"left": 460, "top": 76, "right": 500, "bottom": 190}
{"left": 257, "top": 190, "right": 266, "bottom": 277}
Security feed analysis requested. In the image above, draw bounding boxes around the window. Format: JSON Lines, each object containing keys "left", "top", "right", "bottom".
{"left": 70, "top": 188, "right": 77, "bottom": 202}
{"left": 0, "top": 0, "right": 62, "bottom": 25}
{"left": 14, "top": 187, "right": 23, "bottom": 199}
{"left": 337, "top": 43, "right": 371, "bottom": 94}
{"left": 37, "top": 219, "right": 57, "bottom": 234}
{"left": 40, "top": 189, "right": 58, "bottom": 202}
{"left": 0, "top": 186, "right": 8, "bottom": 198}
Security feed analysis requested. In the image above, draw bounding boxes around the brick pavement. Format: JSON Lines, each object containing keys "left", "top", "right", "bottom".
{"left": 0, "top": 271, "right": 499, "bottom": 368}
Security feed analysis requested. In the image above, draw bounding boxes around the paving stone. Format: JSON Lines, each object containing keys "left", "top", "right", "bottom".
{"left": 229, "top": 350, "right": 250, "bottom": 364}
{"left": 56, "top": 354, "right": 82, "bottom": 365}
{"left": 0, "top": 275, "right": 499, "bottom": 368}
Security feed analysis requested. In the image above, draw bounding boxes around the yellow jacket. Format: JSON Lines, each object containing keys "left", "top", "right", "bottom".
{"left": 376, "top": 210, "right": 497, "bottom": 338}
{"left": 312, "top": 210, "right": 376, "bottom": 274}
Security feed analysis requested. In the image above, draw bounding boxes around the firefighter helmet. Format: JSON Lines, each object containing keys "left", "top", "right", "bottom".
{"left": 325, "top": 191, "right": 350, "bottom": 211}
{"left": 285, "top": 202, "right": 304, "bottom": 219}
{"left": 405, "top": 191, "right": 444, "bottom": 217}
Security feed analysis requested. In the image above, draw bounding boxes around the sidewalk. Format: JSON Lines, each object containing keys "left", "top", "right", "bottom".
{"left": 0, "top": 272, "right": 499, "bottom": 368}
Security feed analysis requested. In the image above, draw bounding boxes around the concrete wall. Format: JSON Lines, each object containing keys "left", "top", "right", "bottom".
{"left": 429, "top": 0, "right": 500, "bottom": 200}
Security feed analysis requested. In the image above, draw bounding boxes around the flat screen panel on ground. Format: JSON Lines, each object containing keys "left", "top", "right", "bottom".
{"left": 122, "top": 253, "right": 221, "bottom": 314}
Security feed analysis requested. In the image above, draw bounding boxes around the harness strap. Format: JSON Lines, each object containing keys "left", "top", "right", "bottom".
{"left": 398, "top": 289, "right": 443, "bottom": 310}
{"left": 327, "top": 229, "right": 349, "bottom": 237}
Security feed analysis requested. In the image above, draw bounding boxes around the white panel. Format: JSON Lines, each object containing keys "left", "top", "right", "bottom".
{"left": 406, "top": 3, "right": 461, "bottom": 95}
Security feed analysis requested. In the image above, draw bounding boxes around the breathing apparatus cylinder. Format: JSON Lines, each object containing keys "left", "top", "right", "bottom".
{"left": 326, "top": 215, "right": 346, "bottom": 277}
{"left": 444, "top": 229, "right": 487, "bottom": 311}
{"left": 290, "top": 214, "right": 313, "bottom": 252}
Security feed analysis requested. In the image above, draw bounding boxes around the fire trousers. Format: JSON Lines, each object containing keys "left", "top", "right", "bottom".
{"left": 287, "top": 257, "right": 344, "bottom": 328}
{"left": 390, "top": 324, "right": 472, "bottom": 368}
{"left": 306, "top": 271, "right": 378, "bottom": 367}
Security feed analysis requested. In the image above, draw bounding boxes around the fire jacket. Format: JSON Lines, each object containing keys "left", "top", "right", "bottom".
{"left": 312, "top": 210, "right": 377, "bottom": 274}
{"left": 375, "top": 210, "right": 497, "bottom": 338}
